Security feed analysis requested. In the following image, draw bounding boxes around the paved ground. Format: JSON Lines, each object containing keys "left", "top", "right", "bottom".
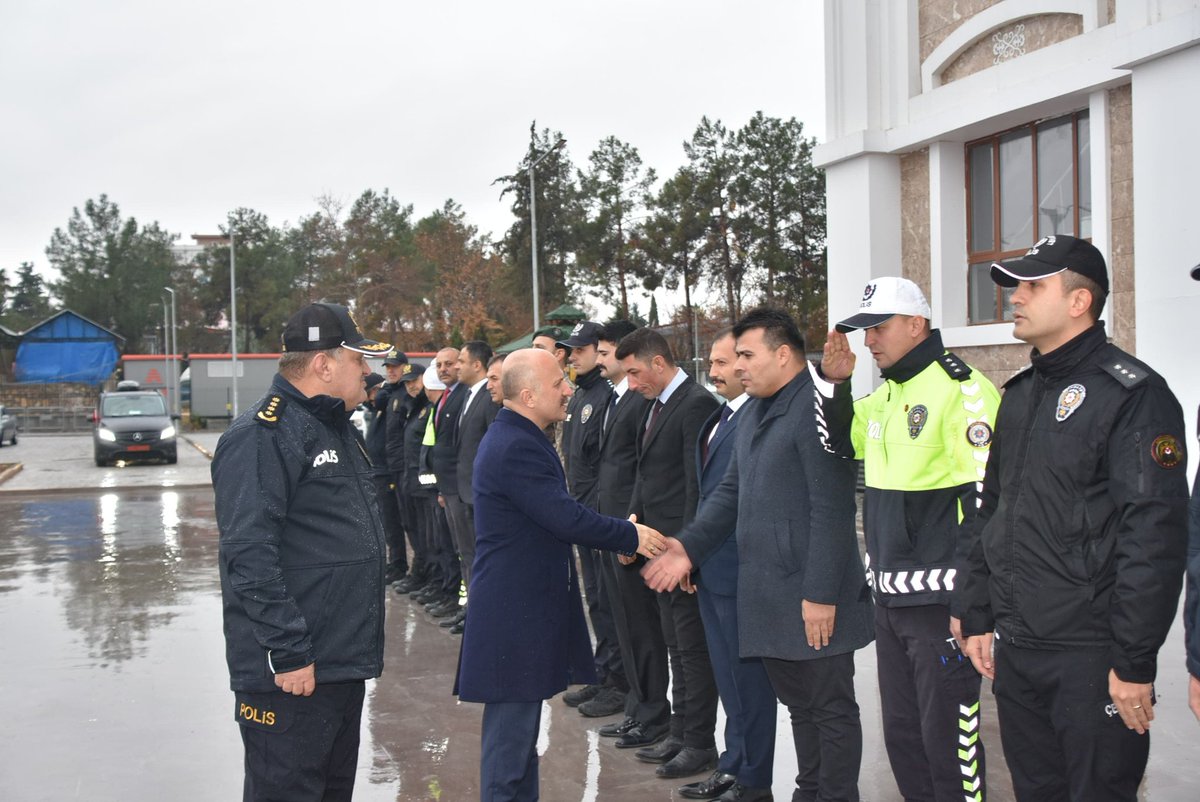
{"left": 0, "top": 433, "right": 1196, "bottom": 800}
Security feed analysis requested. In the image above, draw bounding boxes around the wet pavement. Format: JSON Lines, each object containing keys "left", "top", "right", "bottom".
{"left": 0, "top": 435, "right": 1197, "bottom": 800}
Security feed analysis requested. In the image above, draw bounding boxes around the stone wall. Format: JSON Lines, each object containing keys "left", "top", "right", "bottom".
{"left": 900, "top": 149, "right": 932, "bottom": 300}
{"left": 942, "top": 14, "right": 1084, "bottom": 84}
{"left": 1108, "top": 83, "right": 1135, "bottom": 353}
{"left": 919, "top": 0, "right": 1003, "bottom": 62}
{"left": 954, "top": 343, "right": 1030, "bottom": 390}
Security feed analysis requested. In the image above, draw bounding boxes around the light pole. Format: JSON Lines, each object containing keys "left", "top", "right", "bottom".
{"left": 526, "top": 138, "right": 566, "bottom": 331}
{"left": 163, "top": 287, "right": 178, "bottom": 418}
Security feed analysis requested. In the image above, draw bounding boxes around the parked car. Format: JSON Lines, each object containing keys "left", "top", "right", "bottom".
{"left": 93, "top": 383, "right": 177, "bottom": 466}
{"left": 0, "top": 405, "right": 18, "bottom": 446}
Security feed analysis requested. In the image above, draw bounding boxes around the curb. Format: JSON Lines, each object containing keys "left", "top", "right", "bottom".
{"left": 182, "top": 435, "right": 214, "bottom": 460}
{"left": 0, "top": 462, "right": 23, "bottom": 486}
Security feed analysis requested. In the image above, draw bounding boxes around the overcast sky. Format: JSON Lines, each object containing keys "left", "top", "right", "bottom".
{"left": 0, "top": 0, "right": 824, "bottom": 314}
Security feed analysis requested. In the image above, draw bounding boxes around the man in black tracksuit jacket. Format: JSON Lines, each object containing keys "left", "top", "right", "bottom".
{"left": 214, "top": 302, "right": 390, "bottom": 801}
{"left": 959, "top": 237, "right": 1188, "bottom": 801}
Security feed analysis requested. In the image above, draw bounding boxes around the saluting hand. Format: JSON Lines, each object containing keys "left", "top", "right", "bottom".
{"left": 821, "top": 330, "right": 856, "bottom": 382}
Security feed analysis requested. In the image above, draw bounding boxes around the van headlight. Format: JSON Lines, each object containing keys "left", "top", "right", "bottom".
{"left": 160, "top": 425, "right": 176, "bottom": 439}
{"left": 97, "top": 428, "right": 116, "bottom": 442}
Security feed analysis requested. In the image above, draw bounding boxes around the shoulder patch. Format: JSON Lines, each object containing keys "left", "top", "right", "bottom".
{"left": 255, "top": 394, "right": 286, "bottom": 426}
{"left": 937, "top": 352, "right": 972, "bottom": 382}
{"left": 1099, "top": 358, "right": 1151, "bottom": 389}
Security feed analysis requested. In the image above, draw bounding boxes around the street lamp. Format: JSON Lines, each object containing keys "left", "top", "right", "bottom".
{"left": 163, "top": 287, "right": 178, "bottom": 418}
{"left": 525, "top": 137, "right": 566, "bottom": 331}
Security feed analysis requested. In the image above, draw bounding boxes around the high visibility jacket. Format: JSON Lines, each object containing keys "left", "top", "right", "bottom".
{"left": 815, "top": 331, "right": 1000, "bottom": 609}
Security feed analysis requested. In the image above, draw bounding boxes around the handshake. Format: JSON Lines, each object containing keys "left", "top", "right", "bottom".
{"left": 626, "top": 515, "right": 696, "bottom": 593}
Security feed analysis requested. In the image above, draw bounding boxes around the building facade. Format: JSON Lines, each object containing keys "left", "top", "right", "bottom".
{"left": 815, "top": 0, "right": 1200, "bottom": 470}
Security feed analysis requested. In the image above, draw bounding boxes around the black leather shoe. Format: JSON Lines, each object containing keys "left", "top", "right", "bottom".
{"left": 614, "top": 724, "right": 668, "bottom": 749}
{"left": 414, "top": 585, "right": 443, "bottom": 603}
{"left": 678, "top": 770, "right": 737, "bottom": 799}
{"left": 562, "top": 684, "right": 602, "bottom": 708}
{"left": 598, "top": 717, "right": 639, "bottom": 738}
{"left": 392, "top": 575, "right": 423, "bottom": 594}
{"left": 635, "top": 735, "right": 682, "bottom": 764}
{"left": 713, "top": 784, "right": 772, "bottom": 801}
{"left": 448, "top": 621, "right": 464, "bottom": 635}
{"left": 428, "top": 598, "right": 460, "bottom": 617}
{"left": 439, "top": 609, "right": 467, "bottom": 627}
{"left": 577, "top": 686, "right": 626, "bottom": 717}
{"left": 656, "top": 746, "right": 718, "bottom": 779}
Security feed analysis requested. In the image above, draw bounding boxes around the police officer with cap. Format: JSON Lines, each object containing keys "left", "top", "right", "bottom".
{"left": 816, "top": 276, "right": 1000, "bottom": 801}
{"left": 958, "top": 236, "right": 1189, "bottom": 800}
{"left": 380, "top": 349, "right": 416, "bottom": 585}
{"left": 363, "top": 362, "right": 409, "bottom": 585}
{"left": 213, "top": 301, "right": 393, "bottom": 801}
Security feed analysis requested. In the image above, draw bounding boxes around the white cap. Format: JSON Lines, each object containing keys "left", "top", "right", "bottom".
{"left": 422, "top": 363, "right": 446, "bottom": 390}
{"left": 835, "top": 277, "right": 932, "bottom": 333}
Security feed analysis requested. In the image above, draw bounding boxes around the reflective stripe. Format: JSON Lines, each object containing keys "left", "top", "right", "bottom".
{"left": 872, "top": 567, "right": 956, "bottom": 593}
{"left": 958, "top": 701, "right": 982, "bottom": 801}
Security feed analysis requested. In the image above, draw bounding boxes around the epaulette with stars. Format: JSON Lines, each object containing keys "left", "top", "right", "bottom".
{"left": 936, "top": 352, "right": 972, "bottom": 382}
{"left": 255, "top": 394, "right": 287, "bottom": 426}
{"left": 1100, "top": 356, "right": 1151, "bottom": 389}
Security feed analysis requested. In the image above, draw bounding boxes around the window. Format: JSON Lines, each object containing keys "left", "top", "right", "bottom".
{"left": 965, "top": 111, "right": 1090, "bottom": 323}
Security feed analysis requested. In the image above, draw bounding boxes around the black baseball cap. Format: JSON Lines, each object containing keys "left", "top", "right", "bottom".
{"left": 559, "top": 321, "right": 603, "bottom": 348}
{"left": 1190, "top": 263, "right": 1200, "bottom": 281}
{"left": 396, "top": 362, "right": 421, "bottom": 382}
{"left": 990, "top": 235, "right": 1109, "bottom": 294}
{"left": 281, "top": 302, "right": 392, "bottom": 355}
{"left": 364, "top": 373, "right": 385, "bottom": 392}
{"left": 382, "top": 348, "right": 409, "bottom": 366}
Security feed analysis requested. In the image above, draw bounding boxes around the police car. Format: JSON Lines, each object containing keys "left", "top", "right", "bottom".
{"left": 92, "top": 381, "right": 177, "bottom": 466}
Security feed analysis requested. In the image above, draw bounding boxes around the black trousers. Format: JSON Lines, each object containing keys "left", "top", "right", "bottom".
{"left": 235, "top": 681, "right": 365, "bottom": 802}
{"left": 443, "top": 492, "right": 475, "bottom": 588}
{"left": 875, "top": 604, "right": 985, "bottom": 801}
{"left": 428, "top": 497, "right": 462, "bottom": 593}
{"left": 372, "top": 475, "right": 407, "bottom": 574}
{"left": 577, "top": 545, "right": 626, "bottom": 689}
{"left": 993, "top": 643, "right": 1150, "bottom": 802}
{"left": 394, "top": 477, "right": 426, "bottom": 578}
{"left": 657, "top": 586, "right": 719, "bottom": 748}
{"left": 602, "top": 551, "right": 671, "bottom": 729}
{"left": 763, "top": 651, "right": 862, "bottom": 802}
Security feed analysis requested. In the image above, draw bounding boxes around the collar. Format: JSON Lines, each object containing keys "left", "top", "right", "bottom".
{"left": 725, "top": 392, "right": 749, "bottom": 417}
{"left": 656, "top": 367, "right": 688, "bottom": 405}
{"left": 575, "top": 366, "right": 606, "bottom": 389}
{"left": 1030, "top": 322, "right": 1107, "bottom": 381}
{"left": 271, "top": 373, "right": 350, "bottom": 424}
{"left": 879, "top": 329, "right": 945, "bottom": 384}
{"left": 613, "top": 376, "right": 629, "bottom": 399}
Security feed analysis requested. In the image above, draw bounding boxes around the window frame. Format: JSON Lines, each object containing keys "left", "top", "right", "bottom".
{"left": 964, "top": 110, "right": 1089, "bottom": 324}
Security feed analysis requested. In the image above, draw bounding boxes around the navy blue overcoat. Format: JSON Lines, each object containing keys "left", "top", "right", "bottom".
{"left": 454, "top": 408, "right": 638, "bottom": 703}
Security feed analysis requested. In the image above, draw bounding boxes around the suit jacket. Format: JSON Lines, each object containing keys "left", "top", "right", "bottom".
{"left": 454, "top": 408, "right": 639, "bottom": 703}
{"left": 430, "top": 382, "right": 467, "bottom": 496}
{"left": 676, "top": 368, "right": 874, "bottom": 661}
{"left": 455, "top": 383, "right": 500, "bottom": 503}
{"left": 694, "top": 401, "right": 742, "bottom": 596}
{"left": 596, "top": 388, "right": 652, "bottom": 518}
{"left": 628, "top": 374, "right": 720, "bottom": 536}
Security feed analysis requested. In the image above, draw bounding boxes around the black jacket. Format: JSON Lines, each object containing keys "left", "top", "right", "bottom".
{"left": 213, "top": 374, "right": 387, "bottom": 692}
{"left": 562, "top": 366, "right": 613, "bottom": 508}
{"left": 430, "top": 382, "right": 467, "bottom": 496}
{"left": 364, "top": 382, "right": 400, "bottom": 477}
{"left": 596, "top": 385, "right": 651, "bottom": 518}
{"left": 385, "top": 386, "right": 413, "bottom": 474}
{"left": 455, "top": 382, "right": 501, "bottom": 505}
{"left": 959, "top": 324, "right": 1189, "bottom": 683}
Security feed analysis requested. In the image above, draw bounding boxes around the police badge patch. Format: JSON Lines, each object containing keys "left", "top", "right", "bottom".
{"left": 966, "top": 421, "right": 992, "bottom": 448}
{"left": 1150, "top": 435, "right": 1183, "bottom": 469}
{"left": 907, "top": 405, "right": 928, "bottom": 439}
{"left": 1055, "top": 384, "right": 1086, "bottom": 422}
{"left": 580, "top": 403, "right": 594, "bottom": 424}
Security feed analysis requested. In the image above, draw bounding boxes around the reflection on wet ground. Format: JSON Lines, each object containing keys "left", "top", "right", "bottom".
{"left": 1, "top": 488, "right": 1196, "bottom": 801}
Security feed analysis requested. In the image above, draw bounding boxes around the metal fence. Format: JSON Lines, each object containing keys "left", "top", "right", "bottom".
{"left": 10, "top": 406, "right": 96, "bottom": 433}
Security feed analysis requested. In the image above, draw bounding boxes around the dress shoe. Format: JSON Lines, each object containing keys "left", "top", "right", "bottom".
{"left": 448, "top": 620, "right": 464, "bottom": 635}
{"left": 614, "top": 724, "right": 668, "bottom": 749}
{"left": 392, "top": 575, "right": 423, "bottom": 594}
{"left": 678, "top": 770, "right": 737, "bottom": 799}
{"left": 562, "top": 684, "right": 602, "bottom": 708}
{"left": 428, "top": 598, "right": 460, "bottom": 617}
{"left": 598, "top": 717, "right": 639, "bottom": 738}
{"left": 635, "top": 735, "right": 683, "bottom": 764}
{"left": 384, "top": 564, "right": 407, "bottom": 584}
{"left": 439, "top": 609, "right": 467, "bottom": 628}
{"left": 577, "top": 686, "right": 626, "bottom": 717}
{"left": 656, "top": 746, "right": 718, "bottom": 779}
{"left": 414, "top": 585, "right": 443, "bottom": 603}
{"left": 713, "top": 784, "right": 773, "bottom": 801}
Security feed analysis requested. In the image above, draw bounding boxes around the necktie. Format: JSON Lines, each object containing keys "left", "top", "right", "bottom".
{"left": 645, "top": 399, "right": 665, "bottom": 436}
{"left": 702, "top": 403, "right": 734, "bottom": 465}
{"left": 603, "top": 389, "right": 619, "bottom": 433}
{"left": 436, "top": 384, "right": 454, "bottom": 429}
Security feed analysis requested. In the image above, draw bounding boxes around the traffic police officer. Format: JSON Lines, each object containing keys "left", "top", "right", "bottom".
{"left": 214, "top": 301, "right": 392, "bottom": 802}
{"left": 815, "top": 277, "right": 1000, "bottom": 801}
{"left": 959, "top": 236, "right": 1189, "bottom": 800}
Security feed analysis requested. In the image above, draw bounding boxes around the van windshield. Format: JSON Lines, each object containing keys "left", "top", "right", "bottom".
{"left": 102, "top": 394, "right": 167, "bottom": 417}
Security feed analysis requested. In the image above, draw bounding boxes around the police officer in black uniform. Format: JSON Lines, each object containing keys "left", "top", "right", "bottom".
{"left": 365, "top": 366, "right": 408, "bottom": 585}
{"left": 214, "top": 302, "right": 392, "bottom": 802}
{"left": 959, "top": 236, "right": 1189, "bottom": 801}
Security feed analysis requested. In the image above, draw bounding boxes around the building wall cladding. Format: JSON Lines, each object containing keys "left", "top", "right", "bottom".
{"left": 1107, "top": 83, "right": 1135, "bottom": 354}
{"left": 899, "top": 149, "right": 932, "bottom": 302}
{"left": 941, "top": 13, "right": 1085, "bottom": 84}
{"left": 919, "top": 0, "right": 1005, "bottom": 62}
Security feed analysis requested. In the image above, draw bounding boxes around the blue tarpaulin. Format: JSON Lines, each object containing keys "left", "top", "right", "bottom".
{"left": 14, "top": 311, "right": 123, "bottom": 384}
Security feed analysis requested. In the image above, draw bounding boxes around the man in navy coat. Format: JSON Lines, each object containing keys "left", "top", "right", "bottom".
{"left": 454, "top": 348, "right": 667, "bottom": 802}
{"left": 677, "top": 330, "right": 778, "bottom": 801}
